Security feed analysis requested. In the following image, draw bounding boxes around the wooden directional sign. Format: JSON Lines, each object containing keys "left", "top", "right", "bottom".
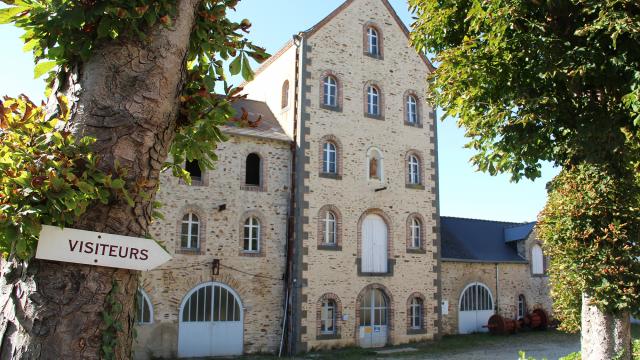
{"left": 36, "top": 225, "right": 172, "bottom": 271}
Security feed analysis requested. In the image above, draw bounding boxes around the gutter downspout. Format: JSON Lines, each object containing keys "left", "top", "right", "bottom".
{"left": 495, "top": 263, "right": 499, "bottom": 313}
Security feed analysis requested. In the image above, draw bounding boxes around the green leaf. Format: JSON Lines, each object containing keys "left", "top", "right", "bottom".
{"left": 110, "top": 178, "right": 125, "bottom": 190}
{"left": 33, "top": 60, "right": 56, "bottom": 79}
{"left": 97, "top": 17, "right": 115, "bottom": 39}
{"left": 0, "top": 6, "right": 25, "bottom": 25}
{"left": 229, "top": 54, "right": 242, "bottom": 76}
{"left": 241, "top": 54, "right": 254, "bottom": 81}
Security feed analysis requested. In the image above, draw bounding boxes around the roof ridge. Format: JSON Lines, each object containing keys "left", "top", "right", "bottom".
{"left": 440, "top": 216, "right": 534, "bottom": 224}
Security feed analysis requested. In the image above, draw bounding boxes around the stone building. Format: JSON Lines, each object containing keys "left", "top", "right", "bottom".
{"left": 132, "top": 0, "right": 551, "bottom": 358}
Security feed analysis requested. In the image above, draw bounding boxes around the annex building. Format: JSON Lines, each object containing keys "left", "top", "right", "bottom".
{"left": 133, "top": 0, "right": 552, "bottom": 358}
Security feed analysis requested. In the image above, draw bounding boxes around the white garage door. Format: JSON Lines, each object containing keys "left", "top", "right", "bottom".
{"left": 178, "top": 282, "right": 243, "bottom": 358}
{"left": 458, "top": 282, "right": 494, "bottom": 334}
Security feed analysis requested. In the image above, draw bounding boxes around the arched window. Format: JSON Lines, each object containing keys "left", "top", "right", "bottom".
{"left": 367, "top": 27, "right": 379, "bottom": 56}
{"left": 245, "top": 153, "right": 261, "bottom": 186}
{"left": 408, "top": 155, "right": 421, "bottom": 185}
{"left": 367, "top": 86, "right": 380, "bottom": 116}
{"left": 517, "top": 294, "right": 526, "bottom": 319}
{"left": 410, "top": 217, "right": 421, "bottom": 249}
{"left": 323, "top": 76, "right": 338, "bottom": 107}
{"left": 281, "top": 80, "right": 289, "bottom": 108}
{"left": 185, "top": 159, "right": 202, "bottom": 183}
{"left": 243, "top": 217, "right": 260, "bottom": 252}
{"left": 320, "top": 299, "right": 337, "bottom": 335}
{"left": 137, "top": 289, "right": 153, "bottom": 324}
{"left": 181, "top": 213, "right": 199, "bottom": 249}
{"left": 323, "top": 142, "right": 337, "bottom": 174}
{"left": 324, "top": 211, "right": 337, "bottom": 245}
{"left": 406, "top": 95, "right": 418, "bottom": 124}
{"left": 409, "top": 297, "right": 423, "bottom": 330}
{"left": 532, "top": 244, "right": 544, "bottom": 274}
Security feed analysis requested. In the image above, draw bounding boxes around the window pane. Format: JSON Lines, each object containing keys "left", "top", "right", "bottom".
{"left": 213, "top": 286, "right": 220, "bottom": 321}
{"left": 205, "top": 286, "right": 212, "bottom": 322}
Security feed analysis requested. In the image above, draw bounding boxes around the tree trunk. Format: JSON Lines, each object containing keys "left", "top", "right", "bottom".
{"left": 0, "top": 1, "right": 201, "bottom": 358}
{"left": 581, "top": 293, "right": 632, "bottom": 360}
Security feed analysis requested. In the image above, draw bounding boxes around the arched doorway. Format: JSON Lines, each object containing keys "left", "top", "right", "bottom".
{"left": 178, "top": 282, "right": 243, "bottom": 357}
{"left": 358, "top": 287, "right": 389, "bottom": 348}
{"left": 361, "top": 214, "right": 388, "bottom": 273}
{"left": 458, "top": 282, "right": 494, "bottom": 334}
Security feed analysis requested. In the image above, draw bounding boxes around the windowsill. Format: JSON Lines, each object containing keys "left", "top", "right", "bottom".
{"left": 320, "top": 104, "right": 342, "bottom": 112}
{"left": 356, "top": 258, "right": 396, "bottom": 277}
{"left": 364, "top": 52, "right": 384, "bottom": 60}
{"left": 176, "top": 248, "right": 202, "bottom": 255}
{"left": 405, "top": 184, "right": 426, "bottom": 190}
{"left": 241, "top": 185, "right": 264, "bottom": 192}
{"left": 531, "top": 273, "right": 548, "bottom": 278}
{"left": 316, "top": 333, "right": 341, "bottom": 340}
{"left": 240, "top": 250, "right": 264, "bottom": 258}
{"left": 179, "top": 179, "right": 205, "bottom": 187}
{"left": 407, "top": 328, "right": 427, "bottom": 335}
{"left": 317, "top": 244, "right": 342, "bottom": 251}
{"left": 404, "top": 121, "right": 423, "bottom": 128}
{"left": 364, "top": 113, "right": 384, "bottom": 121}
{"left": 319, "top": 173, "right": 342, "bottom": 180}
{"left": 406, "top": 248, "right": 427, "bottom": 254}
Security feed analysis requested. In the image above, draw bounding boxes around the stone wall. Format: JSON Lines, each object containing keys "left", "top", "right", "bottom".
{"left": 133, "top": 134, "right": 290, "bottom": 359}
{"left": 296, "top": 0, "right": 439, "bottom": 350}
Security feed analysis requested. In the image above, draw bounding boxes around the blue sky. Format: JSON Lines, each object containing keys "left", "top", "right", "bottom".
{"left": 0, "top": 0, "right": 558, "bottom": 222}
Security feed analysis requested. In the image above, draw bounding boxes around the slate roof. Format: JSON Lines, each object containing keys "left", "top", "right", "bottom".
{"left": 441, "top": 217, "right": 534, "bottom": 263}
{"left": 221, "top": 98, "right": 290, "bottom": 142}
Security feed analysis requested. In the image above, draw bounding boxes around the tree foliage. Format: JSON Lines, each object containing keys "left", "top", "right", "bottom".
{"left": 0, "top": 0, "right": 268, "bottom": 261}
{"left": 409, "top": 0, "right": 640, "bottom": 327}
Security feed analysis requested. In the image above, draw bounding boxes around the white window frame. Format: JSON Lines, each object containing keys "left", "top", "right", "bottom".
{"left": 320, "top": 299, "right": 337, "bottom": 334}
{"left": 367, "top": 27, "right": 379, "bottom": 55}
{"left": 517, "top": 294, "right": 526, "bottom": 319}
{"left": 408, "top": 155, "right": 421, "bottom": 185}
{"left": 323, "top": 142, "right": 337, "bottom": 174}
{"left": 532, "top": 244, "right": 544, "bottom": 274}
{"left": 243, "top": 217, "right": 260, "bottom": 252}
{"left": 411, "top": 218, "right": 421, "bottom": 248}
{"left": 181, "top": 213, "right": 200, "bottom": 249}
{"left": 367, "top": 86, "right": 380, "bottom": 116}
{"left": 407, "top": 95, "right": 418, "bottom": 124}
{"left": 323, "top": 76, "right": 337, "bottom": 107}
{"left": 137, "top": 289, "right": 153, "bottom": 324}
{"left": 410, "top": 297, "right": 423, "bottom": 329}
{"left": 324, "top": 211, "right": 337, "bottom": 245}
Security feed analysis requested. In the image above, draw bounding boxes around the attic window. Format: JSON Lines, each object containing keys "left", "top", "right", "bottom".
{"left": 185, "top": 160, "right": 202, "bottom": 182}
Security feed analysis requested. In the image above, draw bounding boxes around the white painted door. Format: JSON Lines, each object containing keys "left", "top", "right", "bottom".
{"left": 178, "top": 283, "right": 243, "bottom": 358}
{"left": 359, "top": 288, "right": 388, "bottom": 348}
{"left": 458, "top": 282, "right": 494, "bottom": 334}
{"left": 362, "top": 215, "right": 387, "bottom": 273}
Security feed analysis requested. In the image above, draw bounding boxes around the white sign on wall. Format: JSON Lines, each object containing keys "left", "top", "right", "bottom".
{"left": 441, "top": 300, "right": 449, "bottom": 315}
{"left": 36, "top": 225, "right": 171, "bottom": 271}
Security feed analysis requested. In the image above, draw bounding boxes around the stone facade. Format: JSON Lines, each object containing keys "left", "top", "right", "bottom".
{"left": 440, "top": 231, "right": 552, "bottom": 335}
{"left": 133, "top": 135, "right": 290, "bottom": 359}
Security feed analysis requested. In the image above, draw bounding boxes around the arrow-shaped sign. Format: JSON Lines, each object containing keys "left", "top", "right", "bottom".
{"left": 36, "top": 225, "right": 172, "bottom": 271}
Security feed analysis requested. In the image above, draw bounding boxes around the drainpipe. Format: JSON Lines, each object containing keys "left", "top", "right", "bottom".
{"left": 495, "top": 263, "right": 499, "bottom": 313}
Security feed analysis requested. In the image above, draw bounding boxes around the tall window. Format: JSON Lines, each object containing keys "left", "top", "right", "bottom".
{"left": 245, "top": 153, "right": 261, "bottom": 186}
{"left": 407, "top": 95, "right": 418, "bottom": 124}
{"left": 532, "top": 244, "right": 544, "bottom": 274}
{"left": 181, "top": 213, "right": 199, "bottom": 249}
{"left": 518, "top": 294, "right": 526, "bottom": 319}
{"left": 367, "top": 27, "right": 379, "bottom": 56}
{"left": 410, "top": 297, "right": 423, "bottom": 329}
{"left": 323, "top": 142, "right": 337, "bottom": 174}
{"left": 410, "top": 218, "right": 421, "bottom": 248}
{"left": 320, "top": 299, "right": 337, "bottom": 334}
{"left": 408, "top": 155, "right": 421, "bottom": 184}
{"left": 243, "top": 217, "right": 260, "bottom": 252}
{"left": 324, "top": 211, "right": 337, "bottom": 244}
{"left": 137, "top": 289, "right": 153, "bottom": 324}
{"left": 367, "top": 86, "right": 380, "bottom": 116}
{"left": 323, "top": 76, "right": 337, "bottom": 107}
{"left": 185, "top": 160, "right": 202, "bottom": 182}
{"left": 281, "top": 80, "right": 289, "bottom": 108}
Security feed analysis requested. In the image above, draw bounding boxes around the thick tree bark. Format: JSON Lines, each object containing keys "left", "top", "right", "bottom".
{"left": 581, "top": 293, "right": 632, "bottom": 360}
{"left": 0, "top": 1, "right": 201, "bottom": 358}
